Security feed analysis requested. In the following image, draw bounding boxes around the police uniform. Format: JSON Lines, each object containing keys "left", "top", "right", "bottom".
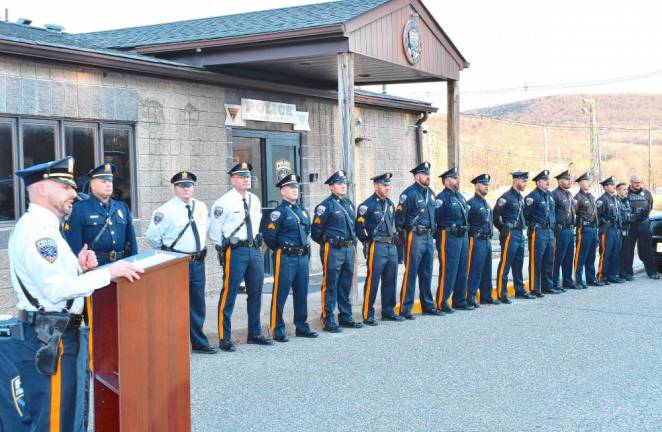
{"left": 624, "top": 185, "right": 659, "bottom": 279}
{"left": 493, "top": 171, "right": 532, "bottom": 302}
{"left": 617, "top": 191, "right": 634, "bottom": 280}
{"left": 9, "top": 157, "right": 111, "bottom": 431}
{"left": 573, "top": 172, "right": 600, "bottom": 288}
{"left": 0, "top": 318, "right": 31, "bottom": 431}
{"left": 262, "top": 174, "right": 318, "bottom": 341}
{"left": 551, "top": 170, "right": 576, "bottom": 290}
{"left": 596, "top": 177, "right": 624, "bottom": 284}
{"left": 524, "top": 170, "right": 558, "bottom": 296}
{"left": 65, "top": 163, "right": 137, "bottom": 265}
{"left": 466, "top": 174, "right": 498, "bottom": 307}
{"left": 435, "top": 167, "right": 470, "bottom": 312}
{"left": 355, "top": 173, "right": 403, "bottom": 324}
{"left": 145, "top": 171, "right": 216, "bottom": 353}
{"left": 208, "top": 162, "right": 271, "bottom": 351}
{"left": 395, "top": 162, "right": 438, "bottom": 318}
{"left": 311, "top": 170, "right": 361, "bottom": 331}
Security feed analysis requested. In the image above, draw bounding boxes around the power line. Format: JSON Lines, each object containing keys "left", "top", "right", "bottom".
{"left": 459, "top": 113, "right": 662, "bottom": 132}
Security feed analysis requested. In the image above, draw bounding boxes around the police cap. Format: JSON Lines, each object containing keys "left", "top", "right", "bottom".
{"left": 228, "top": 162, "right": 252, "bottom": 177}
{"left": 410, "top": 161, "right": 431, "bottom": 175}
{"left": 471, "top": 173, "right": 491, "bottom": 185}
{"left": 171, "top": 170, "right": 197, "bottom": 187}
{"left": 88, "top": 163, "right": 115, "bottom": 181}
{"left": 371, "top": 172, "right": 392, "bottom": 185}
{"left": 325, "top": 170, "right": 347, "bottom": 185}
{"left": 276, "top": 173, "right": 300, "bottom": 188}
{"left": 16, "top": 156, "right": 76, "bottom": 189}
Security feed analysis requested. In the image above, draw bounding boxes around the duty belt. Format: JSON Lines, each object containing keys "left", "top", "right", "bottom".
{"left": 233, "top": 238, "right": 262, "bottom": 248}
{"left": 373, "top": 236, "right": 394, "bottom": 244}
{"left": 162, "top": 247, "right": 207, "bottom": 261}
{"left": 281, "top": 245, "right": 310, "bottom": 256}
{"left": 556, "top": 223, "right": 574, "bottom": 229}
{"left": 97, "top": 250, "right": 125, "bottom": 262}
{"left": 533, "top": 223, "right": 552, "bottom": 229}
{"left": 470, "top": 232, "right": 492, "bottom": 240}
{"left": 17, "top": 310, "right": 83, "bottom": 330}
{"left": 328, "top": 238, "right": 355, "bottom": 248}
{"left": 442, "top": 226, "right": 468, "bottom": 236}
{"left": 579, "top": 220, "right": 596, "bottom": 227}
{"left": 411, "top": 226, "right": 433, "bottom": 236}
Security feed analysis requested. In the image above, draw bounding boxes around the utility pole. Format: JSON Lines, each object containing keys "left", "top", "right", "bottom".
{"left": 582, "top": 99, "right": 600, "bottom": 185}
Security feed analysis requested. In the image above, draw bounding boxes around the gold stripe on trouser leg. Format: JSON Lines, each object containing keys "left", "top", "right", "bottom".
{"left": 363, "top": 241, "right": 376, "bottom": 320}
{"left": 466, "top": 236, "right": 474, "bottom": 302}
{"left": 598, "top": 233, "right": 606, "bottom": 281}
{"left": 218, "top": 248, "right": 232, "bottom": 340}
{"left": 573, "top": 226, "right": 582, "bottom": 281}
{"left": 497, "top": 232, "right": 511, "bottom": 295}
{"left": 86, "top": 296, "right": 94, "bottom": 372}
{"left": 319, "top": 243, "right": 330, "bottom": 326}
{"left": 435, "top": 230, "right": 447, "bottom": 309}
{"left": 529, "top": 229, "right": 536, "bottom": 292}
{"left": 398, "top": 232, "right": 414, "bottom": 314}
{"left": 270, "top": 248, "right": 282, "bottom": 337}
{"left": 50, "top": 339, "right": 64, "bottom": 432}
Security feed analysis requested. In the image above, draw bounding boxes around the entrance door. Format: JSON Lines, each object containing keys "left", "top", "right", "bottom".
{"left": 231, "top": 130, "right": 300, "bottom": 275}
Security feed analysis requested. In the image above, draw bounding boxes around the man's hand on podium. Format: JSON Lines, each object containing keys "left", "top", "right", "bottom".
{"left": 109, "top": 261, "right": 145, "bottom": 282}
{"left": 78, "top": 244, "right": 98, "bottom": 271}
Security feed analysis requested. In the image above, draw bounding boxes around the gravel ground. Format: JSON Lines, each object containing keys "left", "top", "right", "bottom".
{"left": 190, "top": 275, "right": 662, "bottom": 432}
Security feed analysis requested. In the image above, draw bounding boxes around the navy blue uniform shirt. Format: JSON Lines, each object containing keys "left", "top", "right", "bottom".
{"left": 435, "top": 187, "right": 468, "bottom": 228}
{"left": 467, "top": 194, "right": 493, "bottom": 237}
{"left": 597, "top": 192, "right": 621, "bottom": 227}
{"left": 355, "top": 193, "right": 396, "bottom": 242}
{"left": 524, "top": 188, "right": 556, "bottom": 226}
{"left": 552, "top": 188, "right": 575, "bottom": 226}
{"left": 574, "top": 190, "right": 598, "bottom": 226}
{"left": 263, "top": 201, "right": 311, "bottom": 248}
{"left": 493, "top": 187, "right": 526, "bottom": 231}
{"left": 312, "top": 194, "right": 356, "bottom": 243}
{"left": 395, "top": 182, "right": 436, "bottom": 231}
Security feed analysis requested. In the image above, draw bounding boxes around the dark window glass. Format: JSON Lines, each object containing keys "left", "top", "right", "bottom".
{"left": 103, "top": 127, "right": 132, "bottom": 209}
{"left": 65, "top": 125, "right": 96, "bottom": 189}
{"left": 22, "top": 123, "right": 56, "bottom": 168}
{"left": 0, "top": 123, "right": 15, "bottom": 221}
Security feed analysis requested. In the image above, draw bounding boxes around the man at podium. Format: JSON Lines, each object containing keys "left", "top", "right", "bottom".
{"left": 8, "top": 156, "right": 142, "bottom": 432}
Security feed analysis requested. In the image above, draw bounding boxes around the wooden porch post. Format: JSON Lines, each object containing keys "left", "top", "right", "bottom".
{"left": 338, "top": 52, "right": 355, "bottom": 201}
{"left": 447, "top": 79, "right": 460, "bottom": 169}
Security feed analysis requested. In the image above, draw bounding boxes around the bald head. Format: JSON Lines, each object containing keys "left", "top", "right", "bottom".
{"left": 629, "top": 174, "right": 644, "bottom": 192}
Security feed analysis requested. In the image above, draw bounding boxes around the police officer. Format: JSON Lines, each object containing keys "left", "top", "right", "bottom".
{"left": 616, "top": 182, "right": 634, "bottom": 280}
{"left": 494, "top": 171, "right": 535, "bottom": 303}
{"left": 624, "top": 174, "right": 660, "bottom": 279}
{"left": 65, "top": 163, "right": 137, "bottom": 265}
{"left": 395, "top": 162, "right": 439, "bottom": 318}
{"left": 208, "top": 162, "right": 272, "bottom": 352}
{"left": 551, "top": 170, "right": 576, "bottom": 290}
{"left": 312, "top": 170, "right": 362, "bottom": 332}
{"left": 145, "top": 171, "right": 217, "bottom": 354}
{"left": 435, "top": 167, "right": 470, "bottom": 313}
{"left": 597, "top": 176, "right": 625, "bottom": 284}
{"left": 9, "top": 157, "right": 140, "bottom": 431}
{"left": 262, "top": 174, "right": 318, "bottom": 342}
{"left": 573, "top": 172, "right": 600, "bottom": 288}
{"left": 525, "top": 170, "right": 559, "bottom": 297}
{"left": 466, "top": 174, "right": 499, "bottom": 307}
{"left": 355, "top": 173, "right": 404, "bottom": 325}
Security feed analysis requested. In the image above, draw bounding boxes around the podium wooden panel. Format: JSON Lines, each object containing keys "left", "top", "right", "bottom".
{"left": 92, "top": 252, "right": 191, "bottom": 432}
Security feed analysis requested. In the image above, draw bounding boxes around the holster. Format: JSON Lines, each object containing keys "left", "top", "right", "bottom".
{"left": 362, "top": 242, "right": 369, "bottom": 260}
{"left": 34, "top": 312, "right": 70, "bottom": 376}
{"left": 216, "top": 243, "right": 228, "bottom": 267}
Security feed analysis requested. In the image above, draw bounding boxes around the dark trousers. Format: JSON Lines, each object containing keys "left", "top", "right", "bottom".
{"left": 598, "top": 226, "right": 621, "bottom": 282}
{"left": 189, "top": 259, "right": 210, "bottom": 349}
{"left": 553, "top": 227, "right": 575, "bottom": 287}
{"left": 528, "top": 227, "right": 554, "bottom": 293}
{"left": 467, "top": 237, "right": 494, "bottom": 303}
{"left": 15, "top": 324, "right": 79, "bottom": 432}
{"left": 217, "top": 246, "right": 265, "bottom": 342}
{"left": 319, "top": 244, "right": 355, "bottom": 327}
{"left": 398, "top": 232, "right": 435, "bottom": 315}
{"left": 619, "top": 231, "right": 630, "bottom": 278}
{"left": 270, "top": 250, "right": 311, "bottom": 338}
{"left": 0, "top": 336, "right": 31, "bottom": 431}
{"left": 574, "top": 225, "right": 598, "bottom": 285}
{"left": 362, "top": 241, "right": 398, "bottom": 321}
{"left": 435, "top": 230, "right": 469, "bottom": 309}
{"left": 624, "top": 221, "right": 657, "bottom": 277}
{"left": 496, "top": 229, "right": 526, "bottom": 298}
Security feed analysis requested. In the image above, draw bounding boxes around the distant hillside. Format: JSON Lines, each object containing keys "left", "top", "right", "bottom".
{"left": 466, "top": 94, "right": 662, "bottom": 127}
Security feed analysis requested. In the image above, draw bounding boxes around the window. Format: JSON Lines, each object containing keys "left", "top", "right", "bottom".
{"left": 0, "top": 117, "right": 136, "bottom": 223}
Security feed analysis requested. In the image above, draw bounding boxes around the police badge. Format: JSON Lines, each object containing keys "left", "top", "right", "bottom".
{"left": 214, "top": 207, "right": 223, "bottom": 218}
{"left": 35, "top": 238, "right": 58, "bottom": 263}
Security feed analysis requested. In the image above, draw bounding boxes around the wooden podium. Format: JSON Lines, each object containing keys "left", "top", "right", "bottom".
{"left": 92, "top": 251, "right": 191, "bottom": 432}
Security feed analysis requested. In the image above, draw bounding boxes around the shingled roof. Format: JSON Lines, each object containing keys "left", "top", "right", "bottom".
{"left": 75, "top": 0, "right": 391, "bottom": 49}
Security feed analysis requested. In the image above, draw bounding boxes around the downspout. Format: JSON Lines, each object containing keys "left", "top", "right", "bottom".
{"left": 415, "top": 111, "right": 429, "bottom": 163}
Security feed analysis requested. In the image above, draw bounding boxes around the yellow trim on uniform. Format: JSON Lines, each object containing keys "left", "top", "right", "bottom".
{"left": 435, "top": 229, "right": 447, "bottom": 309}
{"left": 496, "top": 232, "right": 511, "bottom": 295}
{"left": 86, "top": 296, "right": 94, "bottom": 372}
{"left": 218, "top": 248, "right": 232, "bottom": 340}
{"left": 529, "top": 229, "right": 537, "bottom": 292}
{"left": 270, "top": 248, "right": 282, "bottom": 336}
{"left": 466, "top": 236, "right": 474, "bottom": 301}
{"left": 50, "top": 339, "right": 64, "bottom": 432}
{"left": 319, "top": 242, "right": 330, "bottom": 325}
{"left": 362, "top": 241, "right": 376, "bottom": 320}
{"left": 598, "top": 232, "right": 606, "bottom": 281}
{"left": 398, "top": 231, "right": 414, "bottom": 314}
{"left": 573, "top": 226, "right": 583, "bottom": 281}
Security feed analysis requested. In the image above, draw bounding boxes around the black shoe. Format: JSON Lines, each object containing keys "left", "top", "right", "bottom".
{"left": 339, "top": 321, "right": 363, "bottom": 329}
{"left": 649, "top": 273, "right": 661, "bottom": 280}
{"left": 515, "top": 293, "right": 535, "bottom": 299}
{"left": 422, "top": 309, "right": 445, "bottom": 316}
{"left": 323, "top": 325, "right": 342, "bottom": 333}
{"left": 363, "top": 319, "right": 378, "bottom": 326}
{"left": 480, "top": 298, "right": 500, "bottom": 305}
{"left": 382, "top": 315, "right": 405, "bottom": 322}
{"left": 608, "top": 277, "right": 625, "bottom": 284}
{"left": 623, "top": 275, "right": 634, "bottom": 281}
{"left": 499, "top": 297, "right": 512, "bottom": 304}
{"left": 542, "top": 289, "right": 562, "bottom": 294}
{"left": 247, "top": 335, "right": 274, "bottom": 346}
{"left": 295, "top": 329, "right": 319, "bottom": 338}
{"left": 578, "top": 283, "right": 588, "bottom": 289}
{"left": 454, "top": 304, "right": 474, "bottom": 311}
{"left": 440, "top": 305, "right": 455, "bottom": 313}
{"left": 399, "top": 313, "right": 416, "bottom": 320}
{"left": 564, "top": 283, "right": 580, "bottom": 289}
{"left": 533, "top": 292, "right": 545, "bottom": 298}
{"left": 219, "top": 340, "right": 236, "bottom": 352}
{"left": 273, "top": 335, "right": 290, "bottom": 343}
{"left": 587, "top": 280, "right": 604, "bottom": 287}
{"left": 192, "top": 345, "right": 218, "bottom": 354}
{"left": 468, "top": 302, "right": 480, "bottom": 308}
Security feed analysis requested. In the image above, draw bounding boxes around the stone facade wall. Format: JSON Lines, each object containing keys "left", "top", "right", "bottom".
{"left": 0, "top": 54, "right": 421, "bottom": 314}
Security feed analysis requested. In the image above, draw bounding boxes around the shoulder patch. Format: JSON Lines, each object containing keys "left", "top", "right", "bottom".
{"left": 153, "top": 211, "right": 164, "bottom": 224}
{"left": 213, "top": 207, "right": 223, "bottom": 218}
{"left": 596, "top": 200, "right": 603, "bottom": 208}
{"left": 35, "top": 238, "right": 58, "bottom": 263}
{"left": 399, "top": 194, "right": 407, "bottom": 204}
{"left": 316, "top": 205, "right": 326, "bottom": 216}
{"left": 270, "top": 210, "right": 282, "bottom": 221}
{"left": 435, "top": 199, "right": 443, "bottom": 208}
{"left": 497, "top": 197, "right": 507, "bottom": 207}
{"left": 358, "top": 205, "right": 368, "bottom": 215}
{"left": 525, "top": 197, "right": 534, "bottom": 206}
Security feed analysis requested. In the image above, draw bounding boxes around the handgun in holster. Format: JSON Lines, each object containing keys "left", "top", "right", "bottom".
{"left": 216, "top": 240, "right": 230, "bottom": 267}
{"left": 33, "top": 313, "right": 70, "bottom": 376}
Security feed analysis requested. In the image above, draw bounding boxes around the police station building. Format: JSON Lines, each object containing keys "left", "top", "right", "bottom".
{"left": 0, "top": 0, "right": 467, "bottom": 312}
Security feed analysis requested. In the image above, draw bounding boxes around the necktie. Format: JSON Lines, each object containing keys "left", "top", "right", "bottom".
{"left": 186, "top": 204, "right": 201, "bottom": 254}
{"left": 243, "top": 198, "right": 253, "bottom": 240}
{"left": 294, "top": 206, "right": 307, "bottom": 244}
{"left": 385, "top": 201, "right": 395, "bottom": 236}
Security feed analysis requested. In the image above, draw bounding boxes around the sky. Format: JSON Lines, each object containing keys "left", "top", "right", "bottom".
{"left": 2, "top": 0, "right": 662, "bottom": 112}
